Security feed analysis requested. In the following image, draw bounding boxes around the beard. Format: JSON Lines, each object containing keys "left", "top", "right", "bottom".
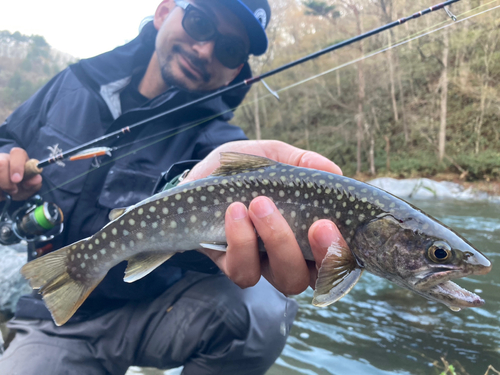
{"left": 159, "top": 45, "right": 212, "bottom": 93}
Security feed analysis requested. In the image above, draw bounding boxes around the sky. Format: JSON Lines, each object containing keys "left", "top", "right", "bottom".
{"left": 1, "top": 0, "right": 163, "bottom": 58}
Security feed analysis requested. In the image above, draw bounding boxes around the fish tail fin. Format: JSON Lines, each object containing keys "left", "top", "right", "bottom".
{"left": 312, "top": 241, "right": 363, "bottom": 307}
{"left": 20, "top": 238, "right": 102, "bottom": 326}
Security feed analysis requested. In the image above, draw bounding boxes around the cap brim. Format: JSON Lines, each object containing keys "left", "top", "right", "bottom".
{"left": 216, "top": 0, "right": 268, "bottom": 56}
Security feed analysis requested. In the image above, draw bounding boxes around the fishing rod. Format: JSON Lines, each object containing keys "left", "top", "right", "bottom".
{"left": 22, "top": 0, "right": 461, "bottom": 180}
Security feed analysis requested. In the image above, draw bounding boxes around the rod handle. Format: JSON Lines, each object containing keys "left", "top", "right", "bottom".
{"left": 23, "top": 159, "right": 43, "bottom": 181}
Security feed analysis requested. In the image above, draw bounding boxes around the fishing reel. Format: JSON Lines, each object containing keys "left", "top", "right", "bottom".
{"left": 0, "top": 194, "right": 64, "bottom": 245}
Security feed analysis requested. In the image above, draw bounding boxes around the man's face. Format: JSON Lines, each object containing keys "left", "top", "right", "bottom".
{"left": 154, "top": 0, "right": 250, "bottom": 93}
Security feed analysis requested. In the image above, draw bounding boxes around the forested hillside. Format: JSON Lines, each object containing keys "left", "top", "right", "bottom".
{"left": 0, "top": 31, "right": 75, "bottom": 122}
{"left": 236, "top": 0, "right": 500, "bottom": 180}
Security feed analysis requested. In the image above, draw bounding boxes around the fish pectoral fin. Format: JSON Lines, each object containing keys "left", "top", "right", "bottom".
{"left": 312, "top": 242, "right": 363, "bottom": 307}
{"left": 200, "top": 242, "right": 228, "bottom": 252}
{"left": 211, "top": 152, "right": 277, "bottom": 176}
{"left": 108, "top": 207, "right": 128, "bottom": 221}
{"left": 20, "top": 237, "right": 103, "bottom": 326}
{"left": 124, "top": 252, "right": 175, "bottom": 283}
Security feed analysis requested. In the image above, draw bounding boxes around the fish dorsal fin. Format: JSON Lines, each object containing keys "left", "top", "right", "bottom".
{"left": 211, "top": 152, "right": 277, "bottom": 177}
{"left": 124, "top": 252, "right": 175, "bottom": 283}
{"left": 109, "top": 207, "right": 128, "bottom": 221}
{"left": 312, "top": 242, "right": 363, "bottom": 307}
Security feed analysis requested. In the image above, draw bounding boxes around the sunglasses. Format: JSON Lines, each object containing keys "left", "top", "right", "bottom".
{"left": 174, "top": 0, "right": 249, "bottom": 69}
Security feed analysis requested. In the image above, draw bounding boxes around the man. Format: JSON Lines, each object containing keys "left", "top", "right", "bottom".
{"left": 0, "top": 0, "right": 342, "bottom": 374}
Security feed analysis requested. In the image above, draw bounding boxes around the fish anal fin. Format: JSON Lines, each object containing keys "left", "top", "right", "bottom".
{"left": 21, "top": 238, "right": 103, "bottom": 326}
{"left": 312, "top": 242, "right": 363, "bottom": 307}
{"left": 211, "top": 152, "right": 277, "bottom": 177}
{"left": 200, "top": 242, "right": 228, "bottom": 251}
{"left": 124, "top": 252, "right": 175, "bottom": 283}
{"left": 109, "top": 207, "right": 128, "bottom": 221}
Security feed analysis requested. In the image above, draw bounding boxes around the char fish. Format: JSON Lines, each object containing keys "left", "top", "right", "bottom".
{"left": 21, "top": 153, "right": 492, "bottom": 325}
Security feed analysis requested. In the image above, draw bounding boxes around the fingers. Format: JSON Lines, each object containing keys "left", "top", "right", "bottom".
{"left": 224, "top": 203, "right": 261, "bottom": 288}
{"left": 0, "top": 149, "right": 43, "bottom": 201}
{"left": 0, "top": 153, "right": 17, "bottom": 195}
{"left": 308, "top": 220, "right": 347, "bottom": 289}
{"left": 9, "top": 148, "right": 29, "bottom": 183}
{"left": 248, "top": 197, "right": 310, "bottom": 295}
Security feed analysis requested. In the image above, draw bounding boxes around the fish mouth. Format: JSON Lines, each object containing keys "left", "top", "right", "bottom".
{"left": 427, "top": 280, "right": 484, "bottom": 309}
{"left": 414, "top": 268, "right": 485, "bottom": 309}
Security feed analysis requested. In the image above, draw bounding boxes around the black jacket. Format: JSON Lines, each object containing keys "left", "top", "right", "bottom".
{"left": 0, "top": 22, "right": 249, "bottom": 321}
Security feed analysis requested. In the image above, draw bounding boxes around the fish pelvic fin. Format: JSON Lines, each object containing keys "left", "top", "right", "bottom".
{"left": 312, "top": 242, "right": 363, "bottom": 307}
{"left": 124, "top": 252, "right": 176, "bottom": 283}
{"left": 211, "top": 152, "right": 277, "bottom": 177}
{"left": 20, "top": 238, "right": 104, "bottom": 326}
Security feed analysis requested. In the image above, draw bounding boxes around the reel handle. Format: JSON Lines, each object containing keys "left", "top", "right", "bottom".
{"left": 23, "top": 159, "right": 43, "bottom": 181}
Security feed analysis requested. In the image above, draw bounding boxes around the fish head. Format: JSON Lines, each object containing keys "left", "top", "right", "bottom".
{"left": 351, "top": 214, "right": 492, "bottom": 310}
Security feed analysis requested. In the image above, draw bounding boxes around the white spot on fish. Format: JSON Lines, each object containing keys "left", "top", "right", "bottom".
{"left": 136, "top": 233, "right": 143, "bottom": 240}
{"left": 170, "top": 221, "right": 177, "bottom": 228}
{"left": 129, "top": 240, "right": 135, "bottom": 247}
{"left": 220, "top": 189, "right": 225, "bottom": 194}
{"left": 100, "top": 249, "right": 106, "bottom": 255}
{"left": 190, "top": 215, "right": 197, "bottom": 223}
{"left": 81, "top": 263, "right": 86, "bottom": 269}
{"left": 110, "top": 242, "right": 116, "bottom": 248}
{"left": 200, "top": 196, "right": 207, "bottom": 202}
{"left": 336, "top": 212, "right": 341, "bottom": 219}
{"left": 324, "top": 208, "right": 330, "bottom": 214}
{"left": 177, "top": 207, "right": 184, "bottom": 214}
{"left": 346, "top": 219, "right": 352, "bottom": 225}
{"left": 129, "top": 219, "right": 135, "bottom": 226}
{"left": 208, "top": 186, "right": 215, "bottom": 192}
{"left": 215, "top": 211, "right": 222, "bottom": 218}
{"left": 291, "top": 211, "right": 296, "bottom": 218}
{"left": 123, "top": 230, "right": 129, "bottom": 236}
{"left": 252, "top": 191, "right": 258, "bottom": 198}
{"left": 279, "top": 190, "right": 285, "bottom": 197}
{"left": 112, "top": 228, "right": 117, "bottom": 236}
{"left": 88, "top": 244, "right": 93, "bottom": 250}
{"left": 93, "top": 254, "right": 98, "bottom": 260}
{"left": 138, "top": 208, "right": 144, "bottom": 215}
{"left": 101, "top": 233, "right": 107, "bottom": 240}
{"left": 187, "top": 197, "right": 194, "bottom": 204}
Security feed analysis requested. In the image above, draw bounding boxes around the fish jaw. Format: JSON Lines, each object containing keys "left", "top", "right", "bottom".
{"left": 425, "top": 280, "right": 485, "bottom": 310}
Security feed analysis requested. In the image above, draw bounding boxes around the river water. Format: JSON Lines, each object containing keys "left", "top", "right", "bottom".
{"left": 2, "top": 199, "right": 499, "bottom": 374}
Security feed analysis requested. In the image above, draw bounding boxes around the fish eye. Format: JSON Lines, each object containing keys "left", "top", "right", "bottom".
{"left": 428, "top": 241, "right": 452, "bottom": 262}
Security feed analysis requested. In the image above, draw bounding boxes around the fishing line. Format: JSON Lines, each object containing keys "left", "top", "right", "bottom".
{"left": 264, "top": 3, "right": 500, "bottom": 97}
{"left": 37, "top": 1, "right": 500, "bottom": 195}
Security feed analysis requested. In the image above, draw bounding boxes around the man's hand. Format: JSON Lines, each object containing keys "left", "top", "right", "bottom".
{"left": 181, "top": 140, "right": 346, "bottom": 296}
{"left": 0, "top": 148, "right": 43, "bottom": 201}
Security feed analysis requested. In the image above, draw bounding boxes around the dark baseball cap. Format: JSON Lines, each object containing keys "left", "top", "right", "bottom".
{"left": 215, "top": 0, "right": 271, "bottom": 56}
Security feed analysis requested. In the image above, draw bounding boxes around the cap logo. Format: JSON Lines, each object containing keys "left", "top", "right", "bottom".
{"left": 254, "top": 8, "right": 267, "bottom": 28}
